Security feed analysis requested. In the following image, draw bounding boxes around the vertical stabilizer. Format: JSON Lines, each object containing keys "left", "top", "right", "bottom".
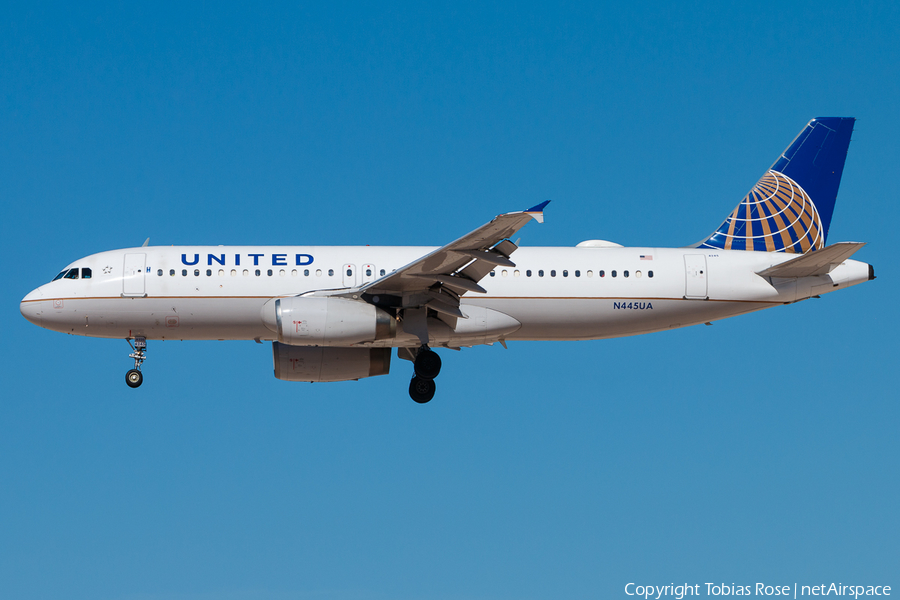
{"left": 699, "top": 117, "right": 854, "bottom": 253}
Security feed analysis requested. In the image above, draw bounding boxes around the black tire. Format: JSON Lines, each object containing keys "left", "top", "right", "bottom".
{"left": 414, "top": 349, "right": 442, "bottom": 379}
{"left": 409, "top": 376, "right": 436, "bottom": 404}
{"left": 125, "top": 369, "right": 143, "bottom": 388}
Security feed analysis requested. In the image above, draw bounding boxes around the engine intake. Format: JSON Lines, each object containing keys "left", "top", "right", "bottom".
{"left": 273, "top": 343, "right": 391, "bottom": 382}
{"left": 262, "top": 296, "right": 396, "bottom": 346}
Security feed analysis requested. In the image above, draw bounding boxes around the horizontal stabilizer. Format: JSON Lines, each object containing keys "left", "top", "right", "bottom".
{"left": 756, "top": 242, "right": 866, "bottom": 278}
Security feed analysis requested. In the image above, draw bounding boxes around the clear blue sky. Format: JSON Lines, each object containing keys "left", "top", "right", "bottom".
{"left": 2, "top": 2, "right": 897, "bottom": 599}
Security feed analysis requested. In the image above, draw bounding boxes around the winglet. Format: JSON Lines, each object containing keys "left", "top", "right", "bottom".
{"left": 525, "top": 200, "right": 550, "bottom": 224}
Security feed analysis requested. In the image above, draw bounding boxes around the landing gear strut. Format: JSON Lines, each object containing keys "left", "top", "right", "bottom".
{"left": 409, "top": 346, "right": 441, "bottom": 403}
{"left": 126, "top": 337, "right": 147, "bottom": 388}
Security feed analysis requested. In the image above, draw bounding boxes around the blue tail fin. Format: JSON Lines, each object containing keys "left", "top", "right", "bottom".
{"left": 699, "top": 117, "right": 855, "bottom": 253}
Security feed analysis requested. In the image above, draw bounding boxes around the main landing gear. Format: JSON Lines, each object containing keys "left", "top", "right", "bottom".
{"left": 125, "top": 337, "right": 147, "bottom": 388}
{"left": 409, "top": 346, "right": 442, "bottom": 404}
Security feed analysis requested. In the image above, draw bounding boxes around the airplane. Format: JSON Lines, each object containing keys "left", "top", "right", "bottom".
{"left": 20, "top": 117, "right": 874, "bottom": 403}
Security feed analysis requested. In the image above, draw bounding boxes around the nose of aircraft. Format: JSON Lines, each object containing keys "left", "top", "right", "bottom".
{"left": 20, "top": 287, "right": 44, "bottom": 327}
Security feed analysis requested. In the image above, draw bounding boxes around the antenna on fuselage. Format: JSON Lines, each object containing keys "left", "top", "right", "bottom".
{"left": 141, "top": 238, "right": 150, "bottom": 247}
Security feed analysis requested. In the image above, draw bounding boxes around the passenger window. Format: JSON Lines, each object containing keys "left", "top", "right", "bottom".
{"left": 346, "top": 268, "right": 352, "bottom": 277}
{"left": 206, "top": 269, "right": 212, "bottom": 276}
{"left": 380, "top": 269, "right": 386, "bottom": 276}
{"left": 316, "top": 269, "right": 322, "bottom": 277}
{"left": 636, "top": 270, "right": 642, "bottom": 278}
{"left": 231, "top": 269, "right": 237, "bottom": 276}
{"left": 328, "top": 269, "right": 334, "bottom": 277}
{"left": 550, "top": 270, "right": 556, "bottom": 277}
{"left": 194, "top": 269, "right": 200, "bottom": 276}
{"left": 291, "top": 270, "right": 297, "bottom": 276}
{"left": 624, "top": 270, "right": 629, "bottom": 278}
{"left": 587, "top": 270, "right": 593, "bottom": 277}
{"left": 267, "top": 269, "right": 273, "bottom": 276}
{"left": 526, "top": 270, "right": 532, "bottom": 277}
{"left": 612, "top": 270, "right": 617, "bottom": 278}
{"left": 182, "top": 269, "right": 188, "bottom": 276}
{"left": 219, "top": 269, "right": 225, "bottom": 276}
{"left": 82, "top": 268, "right": 92, "bottom": 279}
{"left": 170, "top": 269, "right": 175, "bottom": 276}
{"left": 255, "top": 269, "right": 261, "bottom": 276}
{"left": 575, "top": 270, "right": 580, "bottom": 277}
{"left": 490, "top": 271, "right": 495, "bottom": 277}
{"left": 64, "top": 269, "right": 79, "bottom": 280}
{"left": 366, "top": 269, "right": 372, "bottom": 276}
{"left": 599, "top": 270, "right": 605, "bottom": 277}
{"left": 243, "top": 269, "right": 249, "bottom": 276}
{"left": 52, "top": 270, "right": 67, "bottom": 281}
{"left": 538, "top": 270, "right": 544, "bottom": 277}
{"left": 304, "top": 269, "right": 310, "bottom": 276}
{"left": 157, "top": 269, "right": 163, "bottom": 276}
{"left": 514, "top": 270, "right": 520, "bottom": 277}
{"left": 649, "top": 270, "right": 654, "bottom": 278}
{"left": 279, "top": 269, "right": 285, "bottom": 276}
{"left": 562, "top": 270, "right": 568, "bottom": 277}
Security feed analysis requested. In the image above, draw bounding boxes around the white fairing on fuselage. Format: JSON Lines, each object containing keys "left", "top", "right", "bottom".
{"left": 20, "top": 244, "right": 871, "bottom": 346}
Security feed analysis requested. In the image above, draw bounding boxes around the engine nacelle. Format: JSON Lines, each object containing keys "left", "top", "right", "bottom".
{"left": 261, "top": 296, "right": 396, "bottom": 346}
{"left": 273, "top": 343, "right": 391, "bottom": 382}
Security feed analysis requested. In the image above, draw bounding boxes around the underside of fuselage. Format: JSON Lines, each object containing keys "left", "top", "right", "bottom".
{"left": 20, "top": 295, "right": 779, "bottom": 343}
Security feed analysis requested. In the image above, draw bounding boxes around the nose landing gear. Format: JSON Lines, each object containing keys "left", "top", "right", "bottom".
{"left": 409, "top": 346, "right": 441, "bottom": 403}
{"left": 125, "top": 337, "right": 147, "bottom": 388}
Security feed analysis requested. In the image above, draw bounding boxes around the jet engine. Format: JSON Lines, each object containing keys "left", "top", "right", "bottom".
{"left": 261, "top": 296, "right": 396, "bottom": 346}
{"left": 273, "top": 343, "right": 391, "bottom": 382}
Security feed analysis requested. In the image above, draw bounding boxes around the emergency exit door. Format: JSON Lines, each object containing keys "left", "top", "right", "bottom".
{"left": 342, "top": 264, "right": 357, "bottom": 287}
{"left": 361, "top": 264, "right": 376, "bottom": 284}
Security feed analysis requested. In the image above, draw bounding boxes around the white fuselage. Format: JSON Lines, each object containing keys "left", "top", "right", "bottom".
{"left": 20, "top": 245, "right": 871, "bottom": 347}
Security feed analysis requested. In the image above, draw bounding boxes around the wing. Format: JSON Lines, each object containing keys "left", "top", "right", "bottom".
{"left": 756, "top": 242, "right": 866, "bottom": 278}
{"left": 358, "top": 201, "right": 549, "bottom": 314}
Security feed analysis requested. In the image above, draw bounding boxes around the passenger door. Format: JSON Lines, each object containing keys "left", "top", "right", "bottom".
{"left": 123, "top": 253, "right": 147, "bottom": 297}
{"left": 684, "top": 254, "right": 708, "bottom": 299}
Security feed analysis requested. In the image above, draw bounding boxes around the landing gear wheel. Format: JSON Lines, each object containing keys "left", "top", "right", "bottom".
{"left": 126, "top": 369, "right": 143, "bottom": 388}
{"left": 414, "top": 349, "right": 442, "bottom": 380}
{"left": 409, "top": 376, "right": 436, "bottom": 404}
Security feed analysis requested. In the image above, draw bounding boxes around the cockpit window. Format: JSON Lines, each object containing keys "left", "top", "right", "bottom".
{"left": 82, "top": 268, "right": 92, "bottom": 279}
{"left": 52, "top": 270, "right": 67, "bottom": 281}
{"left": 64, "top": 269, "right": 80, "bottom": 280}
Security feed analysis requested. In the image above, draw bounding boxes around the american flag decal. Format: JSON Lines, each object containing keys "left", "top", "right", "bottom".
{"left": 640, "top": 255, "right": 653, "bottom": 260}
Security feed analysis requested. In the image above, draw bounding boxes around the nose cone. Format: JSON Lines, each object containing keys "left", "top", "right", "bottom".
{"left": 20, "top": 287, "right": 44, "bottom": 327}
